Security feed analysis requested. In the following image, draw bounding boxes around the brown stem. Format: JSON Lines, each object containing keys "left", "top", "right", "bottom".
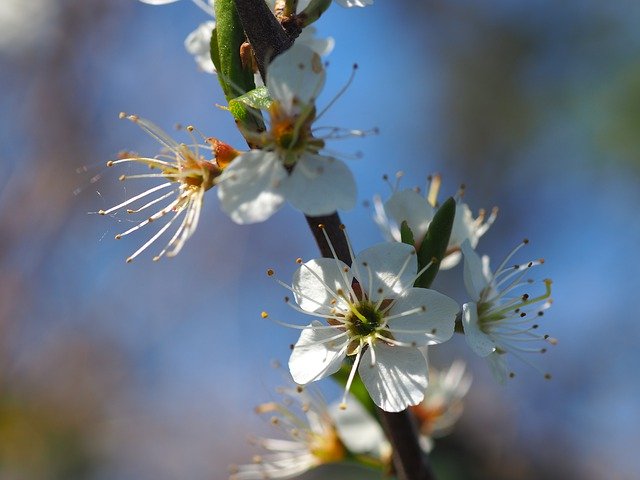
{"left": 233, "top": 0, "right": 293, "bottom": 79}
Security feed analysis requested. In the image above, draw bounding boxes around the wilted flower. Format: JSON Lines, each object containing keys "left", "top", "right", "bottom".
{"left": 411, "top": 360, "right": 471, "bottom": 451}
{"left": 374, "top": 174, "right": 497, "bottom": 269}
{"left": 99, "top": 113, "right": 235, "bottom": 262}
{"left": 460, "top": 239, "right": 555, "bottom": 383}
{"left": 266, "top": 230, "right": 459, "bottom": 412}
{"left": 230, "top": 382, "right": 388, "bottom": 479}
{"left": 218, "top": 44, "right": 361, "bottom": 223}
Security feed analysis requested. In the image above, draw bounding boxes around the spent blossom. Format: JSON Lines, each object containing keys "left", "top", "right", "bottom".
{"left": 99, "top": 113, "right": 236, "bottom": 262}
{"left": 266, "top": 229, "right": 459, "bottom": 412}
{"left": 374, "top": 174, "right": 497, "bottom": 269}
{"left": 218, "top": 44, "right": 361, "bottom": 223}
{"left": 229, "top": 381, "right": 387, "bottom": 479}
{"left": 461, "top": 239, "right": 554, "bottom": 383}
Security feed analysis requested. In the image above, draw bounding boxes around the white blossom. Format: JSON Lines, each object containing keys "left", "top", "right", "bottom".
{"left": 461, "top": 239, "right": 555, "bottom": 383}
{"left": 411, "top": 360, "right": 471, "bottom": 452}
{"left": 373, "top": 174, "right": 497, "bottom": 269}
{"left": 99, "top": 113, "right": 231, "bottom": 262}
{"left": 270, "top": 235, "right": 458, "bottom": 412}
{"left": 218, "top": 44, "right": 359, "bottom": 223}
{"left": 229, "top": 383, "right": 387, "bottom": 479}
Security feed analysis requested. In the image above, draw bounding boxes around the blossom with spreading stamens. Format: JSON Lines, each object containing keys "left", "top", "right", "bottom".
{"left": 217, "top": 43, "right": 360, "bottom": 223}
{"left": 267, "top": 229, "right": 459, "bottom": 412}
{"left": 373, "top": 174, "right": 497, "bottom": 269}
{"left": 99, "top": 113, "right": 236, "bottom": 262}
{"left": 229, "top": 382, "right": 388, "bottom": 479}
{"left": 460, "top": 239, "right": 555, "bottom": 383}
{"left": 411, "top": 360, "right": 471, "bottom": 452}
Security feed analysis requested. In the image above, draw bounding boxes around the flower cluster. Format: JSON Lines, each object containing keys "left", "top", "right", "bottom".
{"left": 103, "top": 2, "right": 558, "bottom": 478}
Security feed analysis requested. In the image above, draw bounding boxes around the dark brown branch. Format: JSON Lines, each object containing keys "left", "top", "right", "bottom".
{"left": 233, "top": 0, "right": 293, "bottom": 79}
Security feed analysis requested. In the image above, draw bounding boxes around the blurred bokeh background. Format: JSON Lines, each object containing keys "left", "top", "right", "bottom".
{"left": 1, "top": 0, "right": 639, "bottom": 478}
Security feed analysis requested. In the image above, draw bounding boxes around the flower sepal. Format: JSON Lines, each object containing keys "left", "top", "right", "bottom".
{"left": 415, "top": 196, "right": 456, "bottom": 288}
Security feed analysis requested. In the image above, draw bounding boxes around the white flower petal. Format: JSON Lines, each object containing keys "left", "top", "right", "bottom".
{"left": 293, "top": 258, "right": 353, "bottom": 314}
{"left": 359, "top": 343, "right": 428, "bottom": 412}
{"left": 296, "top": 27, "right": 335, "bottom": 57}
{"left": 354, "top": 243, "right": 416, "bottom": 301}
{"left": 184, "top": 21, "right": 216, "bottom": 74}
{"left": 285, "top": 155, "right": 356, "bottom": 216}
{"left": 461, "top": 239, "right": 490, "bottom": 300}
{"left": 330, "top": 398, "right": 388, "bottom": 456}
{"left": 217, "top": 150, "right": 287, "bottom": 224}
{"left": 440, "top": 250, "right": 462, "bottom": 270}
{"left": 383, "top": 189, "right": 434, "bottom": 244}
{"left": 335, "top": 0, "right": 374, "bottom": 7}
{"left": 486, "top": 352, "right": 509, "bottom": 385}
{"left": 461, "top": 302, "right": 496, "bottom": 357}
{"left": 387, "top": 289, "right": 458, "bottom": 345}
{"left": 289, "top": 322, "right": 348, "bottom": 384}
{"left": 267, "top": 43, "right": 326, "bottom": 112}
{"left": 450, "top": 203, "right": 479, "bottom": 248}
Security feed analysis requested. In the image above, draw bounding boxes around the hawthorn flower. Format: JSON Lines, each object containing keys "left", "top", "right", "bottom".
{"left": 460, "top": 239, "right": 554, "bottom": 383}
{"left": 218, "top": 43, "right": 358, "bottom": 223}
{"left": 269, "top": 234, "right": 459, "bottom": 412}
{"left": 374, "top": 174, "right": 497, "bottom": 269}
{"left": 99, "top": 113, "right": 235, "bottom": 262}
{"left": 411, "top": 360, "right": 471, "bottom": 452}
{"left": 230, "top": 382, "right": 388, "bottom": 479}
{"left": 295, "top": 0, "right": 373, "bottom": 9}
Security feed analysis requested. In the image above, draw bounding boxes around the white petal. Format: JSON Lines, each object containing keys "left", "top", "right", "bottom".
{"left": 217, "top": 150, "right": 287, "bottom": 224}
{"left": 293, "top": 258, "right": 353, "bottom": 315}
{"left": 359, "top": 344, "right": 428, "bottom": 412}
{"left": 386, "top": 289, "right": 458, "bottom": 345}
{"left": 461, "top": 302, "right": 496, "bottom": 357}
{"left": 383, "top": 189, "right": 434, "bottom": 244}
{"left": 285, "top": 155, "right": 356, "bottom": 216}
{"left": 289, "top": 322, "right": 348, "bottom": 384}
{"left": 353, "top": 243, "right": 416, "bottom": 301}
{"left": 486, "top": 352, "right": 509, "bottom": 385}
{"left": 184, "top": 21, "right": 216, "bottom": 74}
{"left": 296, "top": 27, "right": 335, "bottom": 57}
{"left": 335, "top": 0, "right": 374, "bottom": 7}
{"left": 330, "top": 398, "right": 389, "bottom": 456}
{"left": 450, "top": 203, "right": 478, "bottom": 248}
{"left": 267, "top": 43, "right": 326, "bottom": 113}
{"left": 461, "top": 239, "right": 490, "bottom": 300}
{"left": 439, "top": 250, "right": 462, "bottom": 270}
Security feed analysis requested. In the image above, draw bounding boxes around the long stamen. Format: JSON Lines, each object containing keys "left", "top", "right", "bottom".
{"left": 99, "top": 182, "right": 172, "bottom": 215}
{"left": 340, "top": 343, "right": 364, "bottom": 409}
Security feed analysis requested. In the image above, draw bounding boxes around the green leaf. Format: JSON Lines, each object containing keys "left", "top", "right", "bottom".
{"left": 214, "top": 0, "right": 255, "bottom": 101}
{"left": 399, "top": 220, "right": 415, "bottom": 246}
{"left": 331, "top": 364, "right": 377, "bottom": 418}
{"left": 214, "top": 0, "right": 265, "bottom": 134}
{"left": 415, "top": 197, "right": 456, "bottom": 289}
{"left": 229, "top": 86, "right": 271, "bottom": 111}
{"left": 209, "top": 26, "right": 221, "bottom": 76}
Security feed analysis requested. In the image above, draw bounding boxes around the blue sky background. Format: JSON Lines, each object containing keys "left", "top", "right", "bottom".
{"left": 1, "top": 0, "right": 639, "bottom": 478}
